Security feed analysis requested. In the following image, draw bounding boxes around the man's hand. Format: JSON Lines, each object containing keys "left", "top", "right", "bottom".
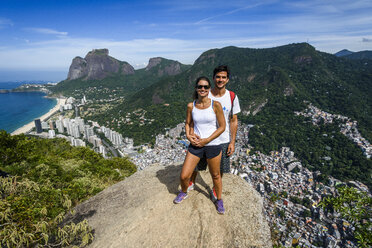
{"left": 227, "top": 142, "right": 235, "bottom": 156}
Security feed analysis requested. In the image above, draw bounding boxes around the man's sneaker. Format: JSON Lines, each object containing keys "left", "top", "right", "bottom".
{"left": 215, "top": 199, "right": 225, "bottom": 214}
{"left": 187, "top": 181, "right": 194, "bottom": 192}
{"left": 173, "top": 191, "right": 188, "bottom": 204}
{"left": 210, "top": 187, "right": 217, "bottom": 202}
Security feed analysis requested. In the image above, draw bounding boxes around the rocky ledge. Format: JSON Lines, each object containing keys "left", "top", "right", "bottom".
{"left": 66, "top": 164, "right": 272, "bottom": 248}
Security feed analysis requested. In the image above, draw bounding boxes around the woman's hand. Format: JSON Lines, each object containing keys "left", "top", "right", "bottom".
{"left": 193, "top": 138, "right": 209, "bottom": 147}
{"left": 187, "top": 133, "right": 201, "bottom": 146}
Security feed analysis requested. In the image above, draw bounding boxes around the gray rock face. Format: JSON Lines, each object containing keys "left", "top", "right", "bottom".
{"left": 84, "top": 49, "right": 120, "bottom": 80}
{"left": 145, "top": 57, "right": 162, "bottom": 71}
{"left": 67, "top": 57, "right": 88, "bottom": 80}
{"left": 161, "top": 62, "right": 181, "bottom": 76}
{"left": 66, "top": 164, "right": 272, "bottom": 248}
{"left": 121, "top": 63, "right": 135, "bottom": 75}
{"left": 66, "top": 49, "right": 135, "bottom": 80}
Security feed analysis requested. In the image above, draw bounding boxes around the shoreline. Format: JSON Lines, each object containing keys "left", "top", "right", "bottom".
{"left": 11, "top": 97, "right": 66, "bottom": 135}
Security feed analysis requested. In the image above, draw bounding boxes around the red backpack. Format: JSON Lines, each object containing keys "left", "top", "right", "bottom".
{"left": 229, "top": 91, "right": 236, "bottom": 119}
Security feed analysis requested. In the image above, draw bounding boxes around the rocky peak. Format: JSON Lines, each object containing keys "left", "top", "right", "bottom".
{"left": 87, "top": 48, "right": 109, "bottom": 56}
{"left": 145, "top": 57, "right": 163, "bottom": 71}
{"left": 334, "top": 49, "right": 354, "bottom": 57}
{"left": 83, "top": 48, "right": 120, "bottom": 80}
{"left": 66, "top": 48, "right": 135, "bottom": 80}
{"left": 145, "top": 57, "right": 184, "bottom": 76}
{"left": 65, "top": 164, "right": 272, "bottom": 247}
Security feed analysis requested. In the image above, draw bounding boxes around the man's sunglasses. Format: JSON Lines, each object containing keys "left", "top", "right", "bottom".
{"left": 196, "top": 85, "right": 210, "bottom": 89}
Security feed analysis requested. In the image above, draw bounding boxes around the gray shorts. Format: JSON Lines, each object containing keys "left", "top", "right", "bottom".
{"left": 195, "top": 142, "right": 230, "bottom": 173}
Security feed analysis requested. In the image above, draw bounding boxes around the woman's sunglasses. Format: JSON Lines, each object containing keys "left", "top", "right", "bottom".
{"left": 196, "top": 85, "right": 210, "bottom": 89}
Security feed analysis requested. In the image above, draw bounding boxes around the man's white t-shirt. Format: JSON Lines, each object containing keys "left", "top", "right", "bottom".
{"left": 208, "top": 89, "right": 241, "bottom": 144}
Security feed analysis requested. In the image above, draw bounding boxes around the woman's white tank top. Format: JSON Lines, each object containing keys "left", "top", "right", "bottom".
{"left": 192, "top": 100, "right": 220, "bottom": 146}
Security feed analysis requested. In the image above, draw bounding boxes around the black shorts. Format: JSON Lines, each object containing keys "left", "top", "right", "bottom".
{"left": 188, "top": 144, "right": 222, "bottom": 159}
{"left": 196, "top": 142, "right": 230, "bottom": 173}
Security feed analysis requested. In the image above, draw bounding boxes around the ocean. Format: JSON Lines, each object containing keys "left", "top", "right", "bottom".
{"left": 0, "top": 82, "right": 57, "bottom": 133}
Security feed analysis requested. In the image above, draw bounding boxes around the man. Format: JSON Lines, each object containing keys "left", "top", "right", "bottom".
{"left": 188, "top": 65, "right": 241, "bottom": 202}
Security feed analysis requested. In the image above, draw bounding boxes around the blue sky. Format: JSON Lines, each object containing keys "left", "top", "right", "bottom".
{"left": 1, "top": 0, "right": 372, "bottom": 81}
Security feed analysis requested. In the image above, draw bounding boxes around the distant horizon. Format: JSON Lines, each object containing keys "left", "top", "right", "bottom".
{"left": 0, "top": 70, "right": 67, "bottom": 82}
{"left": 0, "top": 79, "right": 62, "bottom": 83}
{"left": 0, "top": 43, "right": 370, "bottom": 82}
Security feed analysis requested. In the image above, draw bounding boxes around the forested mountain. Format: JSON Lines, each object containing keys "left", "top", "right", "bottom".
{"left": 86, "top": 43, "right": 371, "bottom": 187}
{"left": 95, "top": 43, "right": 371, "bottom": 140}
{"left": 335, "top": 49, "right": 372, "bottom": 60}
{"left": 334, "top": 49, "right": 354, "bottom": 57}
{"left": 343, "top": 51, "right": 372, "bottom": 60}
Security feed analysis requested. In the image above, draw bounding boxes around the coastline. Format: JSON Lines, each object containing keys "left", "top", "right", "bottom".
{"left": 11, "top": 98, "right": 66, "bottom": 135}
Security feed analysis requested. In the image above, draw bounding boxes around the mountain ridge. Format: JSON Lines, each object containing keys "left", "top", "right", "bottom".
{"left": 52, "top": 49, "right": 191, "bottom": 97}
{"left": 66, "top": 48, "right": 189, "bottom": 82}
{"left": 334, "top": 49, "right": 372, "bottom": 60}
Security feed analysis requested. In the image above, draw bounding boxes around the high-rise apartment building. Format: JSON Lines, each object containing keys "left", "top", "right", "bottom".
{"left": 56, "top": 120, "right": 64, "bottom": 133}
{"left": 49, "top": 120, "right": 54, "bottom": 130}
{"left": 41, "top": 121, "right": 49, "bottom": 129}
{"left": 48, "top": 130, "right": 56, "bottom": 138}
{"left": 34, "top": 119, "right": 42, "bottom": 133}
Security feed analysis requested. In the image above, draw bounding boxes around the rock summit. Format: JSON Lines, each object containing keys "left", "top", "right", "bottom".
{"left": 67, "top": 164, "right": 272, "bottom": 247}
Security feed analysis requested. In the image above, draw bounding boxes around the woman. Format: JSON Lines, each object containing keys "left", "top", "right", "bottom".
{"left": 173, "top": 76, "right": 226, "bottom": 214}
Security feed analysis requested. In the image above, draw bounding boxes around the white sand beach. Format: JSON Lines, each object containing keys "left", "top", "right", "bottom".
{"left": 11, "top": 98, "right": 66, "bottom": 135}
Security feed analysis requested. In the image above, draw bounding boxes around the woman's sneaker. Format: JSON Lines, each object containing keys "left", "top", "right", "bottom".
{"left": 215, "top": 199, "right": 225, "bottom": 214}
{"left": 187, "top": 181, "right": 194, "bottom": 192}
{"left": 173, "top": 191, "right": 188, "bottom": 204}
{"left": 210, "top": 187, "right": 217, "bottom": 202}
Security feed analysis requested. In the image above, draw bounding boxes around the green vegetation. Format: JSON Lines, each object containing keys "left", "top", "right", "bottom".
{"left": 0, "top": 131, "right": 136, "bottom": 247}
{"left": 94, "top": 43, "right": 371, "bottom": 144}
{"left": 320, "top": 186, "right": 372, "bottom": 247}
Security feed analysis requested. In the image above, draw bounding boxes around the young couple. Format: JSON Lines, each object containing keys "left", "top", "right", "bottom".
{"left": 173, "top": 65, "right": 241, "bottom": 214}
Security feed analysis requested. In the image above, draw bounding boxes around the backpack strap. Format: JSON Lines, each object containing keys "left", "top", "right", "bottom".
{"left": 229, "top": 91, "right": 236, "bottom": 119}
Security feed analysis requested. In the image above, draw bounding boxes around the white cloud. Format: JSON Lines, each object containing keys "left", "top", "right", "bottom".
{"left": 195, "top": 1, "right": 271, "bottom": 24}
{"left": 0, "top": 37, "right": 203, "bottom": 71}
{"left": 24, "top": 27, "right": 68, "bottom": 36}
{"left": 0, "top": 18, "right": 13, "bottom": 28}
{"left": 286, "top": 0, "right": 372, "bottom": 13}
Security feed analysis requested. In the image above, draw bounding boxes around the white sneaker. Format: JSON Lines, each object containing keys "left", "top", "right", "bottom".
{"left": 211, "top": 187, "right": 217, "bottom": 202}
{"left": 187, "top": 182, "right": 194, "bottom": 192}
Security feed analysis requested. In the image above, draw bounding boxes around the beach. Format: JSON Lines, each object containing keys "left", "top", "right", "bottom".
{"left": 11, "top": 98, "right": 66, "bottom": 135}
